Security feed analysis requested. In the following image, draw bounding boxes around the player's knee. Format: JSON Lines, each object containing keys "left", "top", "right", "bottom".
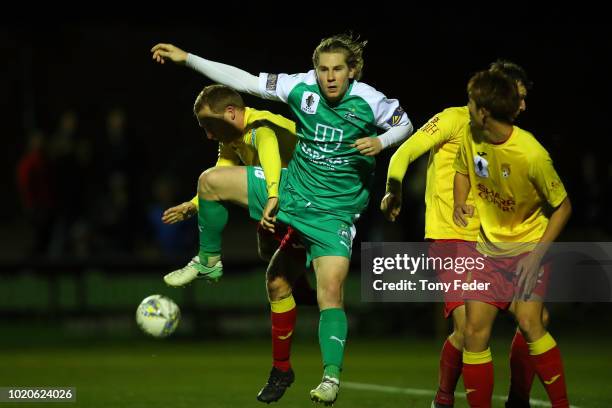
{"left": 316, "top": 283, "right": 342, "bottom": 307}
{"left": 267, "top": 276, "right": 290, "bottom": 300}
{"left": 198, "top": 168, "right": 220, "bottom": 199}
{"left": 452, "top": 326, "right": 466, "bottom": 346}
{"left": 516, "top": 314, "right": 543, "bottom": 335}
{"left": 463, "top": 320, "right": 490, "bottom": 342}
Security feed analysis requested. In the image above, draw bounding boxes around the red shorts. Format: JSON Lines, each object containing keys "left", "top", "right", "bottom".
{"left": 257, "top": 224, "right": 305, "bottom": 258}
{"left": 428, "top": 239, "right": 476, "bottom": 318}
{"left": 463, "top": 245, "right": 551, "bottom": 310}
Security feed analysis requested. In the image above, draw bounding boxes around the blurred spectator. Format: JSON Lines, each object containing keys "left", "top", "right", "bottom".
{"left": 16, "top": 129, "right": 57, "bottom": 254}
{"left": 98, "top": 108, "right": 135, "bottom": 181}
{"left": 96, "top": 172, "right": 134, "bottom": 254}
{"left": 147, "top": 175, "right": 197, "bottom": 258}
{"left": 48, "top": 109, "right": 81, "bottom": 255}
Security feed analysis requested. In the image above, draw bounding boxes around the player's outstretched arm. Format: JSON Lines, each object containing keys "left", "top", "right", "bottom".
{"left": 151, "top": 42, "right": 261, "bottom": 96}
{"left": 380, "top": 129, "right": 437, "bottom": 220}
{"left": 161, "top": 201, "right": 197, "bottom": 224}
{"left": 151, "top": 43, "right": 188, "bottom": 65}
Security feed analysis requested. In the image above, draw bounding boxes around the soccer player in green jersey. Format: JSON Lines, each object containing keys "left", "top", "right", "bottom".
{"left": 152, "top": 34, "right": 413, "bottom": 404}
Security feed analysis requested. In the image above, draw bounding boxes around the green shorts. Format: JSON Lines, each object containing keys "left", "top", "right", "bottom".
{"left": 247, "top": 166, "right": 357, "bottom": 264}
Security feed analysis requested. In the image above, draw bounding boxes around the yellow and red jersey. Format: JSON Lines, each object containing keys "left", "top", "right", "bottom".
{"left": 387, "top": 106, "right": 479, "bottom": 241}
{"left": 454, "top": 125, "right": 567, "bottom": 256}
{"left": 191, "top": 107, "right": 296, "bottom": 207}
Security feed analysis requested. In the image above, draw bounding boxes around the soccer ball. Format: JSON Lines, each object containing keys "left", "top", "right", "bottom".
{"left": 136, "top": 294, "right": 180, "bottom": 338}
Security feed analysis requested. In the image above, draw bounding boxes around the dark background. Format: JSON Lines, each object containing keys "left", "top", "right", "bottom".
{"left": 1, "top": 11, "right": 611, "bottom": 339}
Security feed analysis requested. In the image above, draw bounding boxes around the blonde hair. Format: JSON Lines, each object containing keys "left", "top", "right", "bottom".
{"left": 193, "top": 84, "right": 244, "bottom": 115}
{"left": 312, "top": 33, "right": 367, "bottom": 80}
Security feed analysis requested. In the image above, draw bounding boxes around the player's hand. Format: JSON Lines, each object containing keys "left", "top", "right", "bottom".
{"left": 162, "top": 202, "right": 197, "bottom": 224}
{"left": 380, "top": 192, "right": 402, "bottom": 222}
{"left": 453, "top": 203, "right": 474, "bottom": 227}
{"left": 515, "top": 252, "right": 544, "bottom": 300}
{"left": 353, "top": 137, "right": 383, "bottom": 156}
{"left": 151, "top": 43, "right": 188, "bottom": 65}
{"left": 261, "top": 197, "right": 279, "bottom": 233}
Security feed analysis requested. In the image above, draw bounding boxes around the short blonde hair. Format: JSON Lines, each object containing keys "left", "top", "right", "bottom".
{"left": 193, "top": 84, "right": 245, "bottom": 115}
{"left": 312, "top": 33, "right": 367, "bottom": 80}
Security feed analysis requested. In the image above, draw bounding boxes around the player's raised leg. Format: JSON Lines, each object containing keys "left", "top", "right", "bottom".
{"left": 164, "top": 166, "right": 248, "bottom": 286}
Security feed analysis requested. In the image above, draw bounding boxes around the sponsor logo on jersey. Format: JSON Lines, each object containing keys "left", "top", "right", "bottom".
{"left": 501, "top": 163, "right": 511, "bottom": 178}
{"left": 474, "top": 155, "right": 489, "bottom": 178}
{"left": 477, "top": 183, "right": 516, "bottom": 212}
{"left": 550, "top": 180, "right": 563, "bottom": 190}
{"left": 301, "top": 91, "right": 320, "bottom": 114}
{"left": 314, "top": 123, "right": 343, "bottom": 153}
{"left": 387, "top": 106, "right": 405, "bottom": 127}
{"left": 420, "top": 116, "right": 440, "bottom": 135}
{"left": 266, "top": 74, "right": 278, "bottom": 91}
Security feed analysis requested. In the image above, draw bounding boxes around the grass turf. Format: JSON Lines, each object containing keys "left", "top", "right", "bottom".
{"left": 1, "top": 335, "right": 610, "bottom": 408}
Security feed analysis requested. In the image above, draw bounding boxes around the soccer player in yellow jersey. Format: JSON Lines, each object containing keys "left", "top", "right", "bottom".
{"left": 160, "top": 84, "right": 296, "bottom": 229}
{"left": 383, "top": 61, "right": 547, "bottom": 408}
{"left": 160, "top": 84, "right": 309, "bottom": 403}
{"left": 453, "top": 70, "right": 571, "bottom": 408}
{"left": 162, "top": 83, "right": 297, "bottom": 286}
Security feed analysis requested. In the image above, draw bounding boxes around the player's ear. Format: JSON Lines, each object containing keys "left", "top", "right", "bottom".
{"left": 225, "top": 105, "right": 236, "bottom": 120}
{"left": 479, "top": 107, "right": 489, "bottom": 120}
{"left": 348, "top": 67, "right": 356, "bottom": 79}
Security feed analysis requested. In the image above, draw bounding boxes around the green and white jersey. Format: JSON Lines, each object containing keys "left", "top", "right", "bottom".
{"left": 258, "top": 70, "right": 409, "bottom": 215}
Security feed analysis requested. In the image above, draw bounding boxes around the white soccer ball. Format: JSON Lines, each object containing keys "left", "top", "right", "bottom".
{"left": 136, "top": 294, "right": 180, "bottom": 338}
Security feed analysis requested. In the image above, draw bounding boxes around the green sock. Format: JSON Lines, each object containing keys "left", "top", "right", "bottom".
{"left": 318, "top": 308, "right": 347, "bottom": 380}
{"left": 197, "top": 197, "right": 228, "bottom": 262}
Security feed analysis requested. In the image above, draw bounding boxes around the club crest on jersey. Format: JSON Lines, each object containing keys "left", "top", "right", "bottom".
{"left": 474, "top": 154, "right": 489, "bottom": 178}
{"left": 387, "top": 106, "right": 405, "bottom": 127}
{"left": 501, "top": 163, "right": 511, "bottom": 178}
{"left": 550, "top": 180, "right": 562, "bottom": 190}
{"left": 301, "top": 92, "right": 320, "bottom": 115}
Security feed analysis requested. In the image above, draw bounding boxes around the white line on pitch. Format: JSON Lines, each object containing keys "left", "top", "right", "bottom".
{"left": 342, "top": 381, "right": 581, "bottom": 408}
